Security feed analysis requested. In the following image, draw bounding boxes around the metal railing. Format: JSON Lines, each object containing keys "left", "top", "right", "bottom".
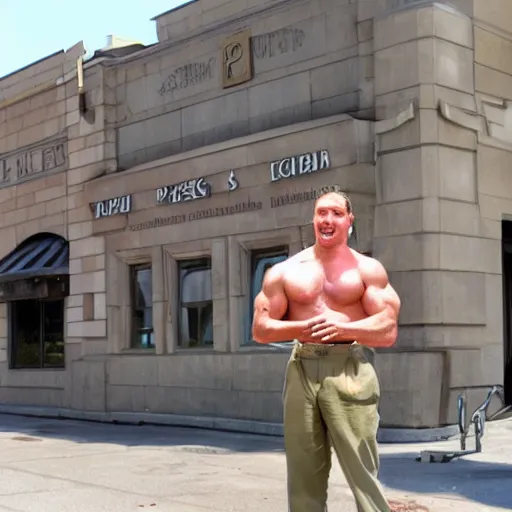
{"left": 458, "top": 385, "right": 507, "bottom": 453}
{"left": 417, "top": 385, "right": 511, "bottom": 463}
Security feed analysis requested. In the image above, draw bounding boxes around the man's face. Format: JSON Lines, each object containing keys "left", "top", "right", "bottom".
{"left": 313, "top": 194, "right": 353, "bottom": 249}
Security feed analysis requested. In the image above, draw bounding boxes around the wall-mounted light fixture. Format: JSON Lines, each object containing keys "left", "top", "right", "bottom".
{"left": 77, "top": 55, "right": 87, "bottom": 114}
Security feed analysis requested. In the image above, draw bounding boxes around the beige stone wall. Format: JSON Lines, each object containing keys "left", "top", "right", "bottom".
{"left": 113, "top": 0, "right": 363, "bottom": 169}
{"left": 64, "top": 61, "right": 116, "bottom": 364}
{"left": 373, "top": 2, "right": 477, "bottom": 428}
{"left": 0, "top": 43, "right": 81, "bottom": 107}
{"left": 371, "top": 0, "right": 512, "bottom": 428}
{"left": 0, "top": 43, "right": 115, "bottom": 408}
{"left": 2, "top": 0, "right": 511, "bottom": 429}
{"left": 80, "top": 114, "right": 375, "bottom": 420}
{"left": 472, "top": 0, "right": 512, "bottom": 414}
{"left": 0, "top": 47, "right": 76, "bottom": 405}
{"left": 103, "top": 353, "right": 289, "bottom": 422}
{"left": 436, "top": 0, "right": 512, "bottom": 419}
{"left": 0, "top": 0, "right": 377, "bottom": 424}
{"left": 155, "top": 0, "right": 282, "bottom": 42}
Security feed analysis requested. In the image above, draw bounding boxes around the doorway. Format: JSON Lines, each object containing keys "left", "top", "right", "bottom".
{"left": 501, "top": 221, "right": 512, "bottom": 405}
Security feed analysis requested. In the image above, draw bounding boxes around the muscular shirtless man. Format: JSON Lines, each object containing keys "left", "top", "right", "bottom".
{"left": 252, "top": 191, "right": 401, "bottom": 512}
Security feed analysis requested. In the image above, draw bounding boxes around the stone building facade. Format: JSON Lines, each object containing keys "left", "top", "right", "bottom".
{"left": 0, "top": 0, "right": 511, "bottom": 434}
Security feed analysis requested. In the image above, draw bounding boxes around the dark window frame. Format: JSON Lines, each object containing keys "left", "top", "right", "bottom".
{"left": 130, "top": 263, "right": 154, "bottom": 349}
{"left": 9, "top": 298, "right": 65, "bottom": 370}
{"left": 246, "top": 246, "right": 289, "bottom": 343}
{"left": 177, "top": 257, "right": 213, "bottom": 348}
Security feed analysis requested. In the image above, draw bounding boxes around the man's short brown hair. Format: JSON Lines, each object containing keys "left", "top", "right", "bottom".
{"left": 316, "top": 188, "right": 352, "bottom": 214}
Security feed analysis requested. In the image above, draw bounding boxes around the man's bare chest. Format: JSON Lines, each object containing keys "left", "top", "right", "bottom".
{"left": 283, "top": 262, "right": 365, "bottom": 306}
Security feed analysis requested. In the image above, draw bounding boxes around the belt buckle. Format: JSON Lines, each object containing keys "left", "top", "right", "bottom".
{"left": 314, "top": 346, "right": 328, "bottom": 357}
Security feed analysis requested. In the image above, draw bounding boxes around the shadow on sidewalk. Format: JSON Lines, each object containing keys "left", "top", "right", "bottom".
{"left": 379, "top": 451, "right": 512, "bottom": 510}
{"left": 0, "top": 413, "right": 285, "bottom": 453}
{"left": 3, "top": 414, "right": 512, "bottom": 509}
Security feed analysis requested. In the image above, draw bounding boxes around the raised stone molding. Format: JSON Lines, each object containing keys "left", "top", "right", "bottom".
{"left": 0, "top": 135, "right": 68, "bottom": 188}
{"left": 374, "top": 102, "right": 416, "bottom": 135}
{"left": 438, "top": 100, "right": 484, "bottom": 132}
{"left": 385, "top": 0, "right": 446, "bottom": 13}
{"left": 0, "top": 81, "right": 56, "bottom": 110}
{"left": 379, "top": 0, "right": 468, "bottom": 18}
{"left": 439, "top": 96, "right": 512, "bottom": 153}
{"left": 0, "top": 41, "right": 85, "bottom": 108}
{"left": 374, "top": 102, "right": 416, "bottom": 162}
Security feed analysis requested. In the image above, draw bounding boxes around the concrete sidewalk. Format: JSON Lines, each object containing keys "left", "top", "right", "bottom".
{"left": 0, "top": 413, "right": 510, "bottom": 511}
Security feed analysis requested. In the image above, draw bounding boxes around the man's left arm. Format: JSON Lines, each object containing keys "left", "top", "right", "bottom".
{"left": 309, "top": 258, "right": 401, "bottom": 348}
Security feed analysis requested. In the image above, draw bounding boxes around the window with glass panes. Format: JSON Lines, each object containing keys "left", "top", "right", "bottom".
{"left": 178, "top": 258, "right": 213, "bottom": 347}
{"left": 246, "top": 247, "right": 288, "bottom": 342}
{"left": 131, "top": 265, "right": 154, "bottom": 348}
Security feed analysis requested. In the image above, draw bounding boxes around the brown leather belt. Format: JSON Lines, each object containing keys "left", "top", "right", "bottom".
{"left": 295, "top": 343, "right": 361, "bottom": 360}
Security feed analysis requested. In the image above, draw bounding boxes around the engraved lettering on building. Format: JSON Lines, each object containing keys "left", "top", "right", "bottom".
{"left": 0, "top": 138, "right": 67, "bottom": 185}
{"left": 188, "top": 201, "right": 262, "bottom": 221}
{"left": 270, "top": 150, "right": 331, "bottom": 183}
{"left": 156, "top": 177, "right": 211, "bottom": 205}
{"left": 129, "top": 200, "right": 262, "bottom": 231}
{"left": 222, "top": 30, "right": 252, "bottom": 88}
{"left": 159, "top": 58, "right": 215, "bottom": 95}
{"left": 252, "top": 27, "right": 306, "bottom": 60}
{"left": 270, "top": 185, "right": 342, "bottom": 208}
{"left": 93, "top": 195, "right": 132, "bottom": 219}
{"left": 227, "top": 170, "right": 239, "bottom": 191}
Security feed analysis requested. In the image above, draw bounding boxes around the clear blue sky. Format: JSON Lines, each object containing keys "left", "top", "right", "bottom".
{"left": 0, "top": 0, "right": 186, "bottom": 78}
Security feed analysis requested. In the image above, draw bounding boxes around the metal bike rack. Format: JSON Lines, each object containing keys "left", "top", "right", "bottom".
{"left": 417, "top": 385, "right": 511, "bottom": 463}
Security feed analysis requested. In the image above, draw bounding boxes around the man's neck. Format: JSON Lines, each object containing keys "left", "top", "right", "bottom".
{"left": 313, "top": 242, "right": 350, "bottom": 261}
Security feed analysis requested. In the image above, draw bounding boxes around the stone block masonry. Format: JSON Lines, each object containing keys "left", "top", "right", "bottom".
{"left": 0, "top": 0, "right": 511, "bottom": 433}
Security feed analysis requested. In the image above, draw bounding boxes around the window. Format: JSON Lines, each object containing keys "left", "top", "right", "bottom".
{"left": 10, "top": 299, "right": 65, "bottom": 369}
{"left": 131, "top": 265, "right": 154, "bottom": 349}
{"left": 178, "top": 258, "right": 213, "bottom": 347}
{"left": 247, "top": 247, "right": 289, "bottom": 342}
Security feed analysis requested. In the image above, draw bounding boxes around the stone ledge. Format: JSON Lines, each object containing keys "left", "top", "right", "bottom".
{"left": 0, "top": 404, "right": 461, "bottom": 443}
{"left": 377, "top": 425, "right": 459, "bottom": 443}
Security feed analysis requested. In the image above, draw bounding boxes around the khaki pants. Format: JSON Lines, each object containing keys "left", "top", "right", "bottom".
{"left": 283, "top": 342, "right": 390, "bottom": 512}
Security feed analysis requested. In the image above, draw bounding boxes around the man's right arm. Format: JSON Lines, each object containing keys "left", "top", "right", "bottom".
{"left": 252, "top": 265, "right": 307, "bottom": 344}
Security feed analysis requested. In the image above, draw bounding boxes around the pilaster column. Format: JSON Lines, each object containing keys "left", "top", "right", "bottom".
{"left": 372, "top": 1, "right": 500, "bottom": 428}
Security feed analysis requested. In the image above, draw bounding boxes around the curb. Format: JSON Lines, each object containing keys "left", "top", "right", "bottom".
{"left": 0, "top": 405, "right": 284, "bottom": 437}
{"left": 0, "top": 404, "right": 461, "bottom": 442}
{"left": 376, "top": 425, "right": 459, "bottom": 443}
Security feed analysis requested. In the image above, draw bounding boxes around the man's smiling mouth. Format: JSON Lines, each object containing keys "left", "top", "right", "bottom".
{"left": 320, "top": 229, "right": 334, "bottom": 239}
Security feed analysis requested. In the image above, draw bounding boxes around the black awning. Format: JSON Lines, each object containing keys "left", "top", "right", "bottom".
{"left": 0, "top": 233, "right": 69, "bottom": 285}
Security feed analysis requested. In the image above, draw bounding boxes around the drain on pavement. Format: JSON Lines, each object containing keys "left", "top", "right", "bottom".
{"left": 11, "top": 436, "right": 43, "bottom": 442}
{"left": 175, "top": 446, "right": 229, "bottom": 455}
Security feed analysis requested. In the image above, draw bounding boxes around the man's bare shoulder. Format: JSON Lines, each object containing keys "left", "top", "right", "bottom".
{"left": 265, "top": 247, "right": 315, "bottom": 281}
{"left": 353, "top": 251, "right": 401, "bottom": 312}
{"left": 352, "top": 251, "right": 388, "bottom": 284}
{"left": 289, "top": 246, "right": 316, "bottom": 264}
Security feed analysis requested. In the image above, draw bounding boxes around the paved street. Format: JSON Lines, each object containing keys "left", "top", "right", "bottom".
{"left": 0, "top": 414, "right": 510, "bottom": 511}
